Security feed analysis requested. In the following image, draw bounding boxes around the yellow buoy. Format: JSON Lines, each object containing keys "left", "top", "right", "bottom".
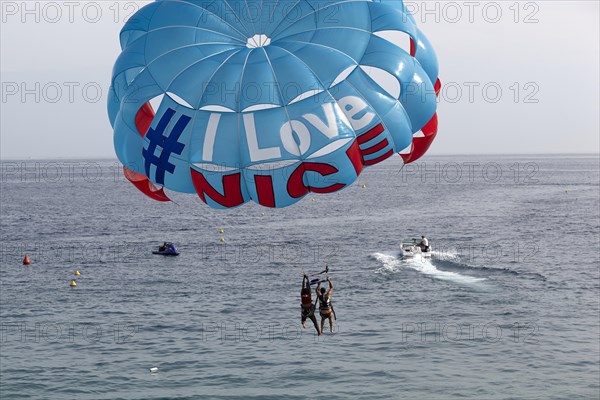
{"left": 23, "top": 255, "right": 31, "bottom": 265}
{"left": 70, "top": 280, "right": 77, "bottom": 287}
{"left": 74, "top": 271, "right": 81, "bottom": 276}
{"left": 219, "top": 229, "right": 225, "bottom": 234}
{"left": 219, "top": 238, "right": 226, "bottom": 243}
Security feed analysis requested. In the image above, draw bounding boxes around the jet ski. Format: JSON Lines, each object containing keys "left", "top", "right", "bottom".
{"left": 400, "top": 239, "right": 432, "bottom": 259}
{"left": 153, "top": 242, "right": 179, "bottom": 256}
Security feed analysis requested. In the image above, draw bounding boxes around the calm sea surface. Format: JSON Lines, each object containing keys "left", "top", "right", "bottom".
{"left": 1, "top": 155, "right": 599, "bottom": 399}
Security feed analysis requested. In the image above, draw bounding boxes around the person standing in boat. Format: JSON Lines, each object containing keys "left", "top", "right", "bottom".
{"left": 317, "top": 276, "right": 335, "bottom": 333}
{"left": 419, "top": 235, "right": 430, "bottom": 252}
{"left": 301, "top": 274, "right": 321, "bottom": 335}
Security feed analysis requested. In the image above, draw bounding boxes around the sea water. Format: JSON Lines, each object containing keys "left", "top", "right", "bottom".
{"left": 0, "top": 155, "right": 598, "bottom": 399}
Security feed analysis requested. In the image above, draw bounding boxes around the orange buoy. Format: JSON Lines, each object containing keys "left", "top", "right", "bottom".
{"left": 23, "top": 255, "right": 31, "bottom": 265}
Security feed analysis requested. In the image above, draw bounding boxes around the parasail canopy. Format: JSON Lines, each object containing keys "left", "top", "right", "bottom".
{"left": 109, "top": 0, "right": 441, "bottom": 209}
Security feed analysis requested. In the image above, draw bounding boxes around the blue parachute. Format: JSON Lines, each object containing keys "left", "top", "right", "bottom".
{"left": 109, "top": 0, "right": 441, "bottom": 209}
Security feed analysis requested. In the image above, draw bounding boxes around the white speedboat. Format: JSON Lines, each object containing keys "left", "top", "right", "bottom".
{"left": 400, "top": 239, "right": 432, "bottom": 259}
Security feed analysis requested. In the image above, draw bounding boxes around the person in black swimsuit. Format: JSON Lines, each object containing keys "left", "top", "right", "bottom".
{"left": 301, "top": 274, "right": 321, "bottom": 335}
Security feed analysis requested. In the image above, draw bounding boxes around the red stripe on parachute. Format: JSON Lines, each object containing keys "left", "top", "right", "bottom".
{"left": 124, "top": 102, "right": 170, "bottom": 202}
{"left": 400, "top": 79, "right": 442, "bottom": 164}
{"left": 434, "top": 78, "right": 442, "bottom": 96}
{"left": 135, "top": 102, "right": 155, "bottom": 137}
{"left": 123, "top": 166, "right": 171, "bottom": 202}
{"left": 401, "top": 113, "right": 439, "bottom": 165}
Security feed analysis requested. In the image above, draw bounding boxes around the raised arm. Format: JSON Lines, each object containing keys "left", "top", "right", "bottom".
{"left": 326, "top": 277, "right": 333, "bottom": 298}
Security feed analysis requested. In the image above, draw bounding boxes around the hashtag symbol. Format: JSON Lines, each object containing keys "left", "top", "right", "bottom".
{"left": 142, "top": 108, "right": 190, "bottom": 186}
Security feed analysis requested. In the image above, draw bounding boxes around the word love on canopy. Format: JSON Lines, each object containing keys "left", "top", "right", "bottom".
{"left": 109, "top": 0, "right": 441, "bottom": 209}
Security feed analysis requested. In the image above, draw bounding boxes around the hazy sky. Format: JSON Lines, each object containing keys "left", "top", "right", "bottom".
{"left": 1, "top": 0, "right": 599, "bottom": 159}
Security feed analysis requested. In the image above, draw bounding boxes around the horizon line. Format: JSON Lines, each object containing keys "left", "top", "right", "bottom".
{"left": 1, "top": 153, "right": 599, "bottom": 162}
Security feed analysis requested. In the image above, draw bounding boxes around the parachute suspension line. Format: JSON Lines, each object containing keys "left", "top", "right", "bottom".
{"left": 163, "top": 191, "right": 210, "bottom": 224}
{"left": 399, "top": 161, "right": 407, "bottom": 174}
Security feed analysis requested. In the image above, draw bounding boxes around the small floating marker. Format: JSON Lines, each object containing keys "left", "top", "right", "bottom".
{"left": 219, "top": 238, "right": 226, "bottom": 243}
{"left": 361, "top": 184, "right": 367, "bottom": 189}
{"left": 219, "top": 229, "right": 225, "bottom": 234}
{"left": 23, "top": 255, "right": 31, "bottom": 265}
{"left": 261, "top": 212, "right": 266, "bottom": 217}
{"left": 311, "top": 198, "right": 316, "bottom": 202}
{"left": 150, "top": 367, "right": 158, "bottom": 373}
{"left": 74, "top": 270, "right": 81, "bottom": 276}
{"left": 70, "top": 280, "right": 77, "bottom": 287}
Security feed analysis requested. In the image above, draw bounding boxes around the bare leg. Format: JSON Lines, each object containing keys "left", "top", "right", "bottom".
{"left": 310, "top": 314, "right": 321, "bottom": 335}
{"left": 328, "top": 315, "right": 334, "bottom": 332}
{"left": 321, "top": 317, "right": 325, "bottom": 334}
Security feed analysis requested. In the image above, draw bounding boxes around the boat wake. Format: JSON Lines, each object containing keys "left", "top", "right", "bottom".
{"left": 426, "top": 249, "right": 547, "bottom": 281}
{"left": 372, "top": 251, "right": 487, "bottom": 285}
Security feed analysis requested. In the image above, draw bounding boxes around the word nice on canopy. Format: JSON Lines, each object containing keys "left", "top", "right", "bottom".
{"left": 108, "top": 0, "right": 441, "bottom": 209}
